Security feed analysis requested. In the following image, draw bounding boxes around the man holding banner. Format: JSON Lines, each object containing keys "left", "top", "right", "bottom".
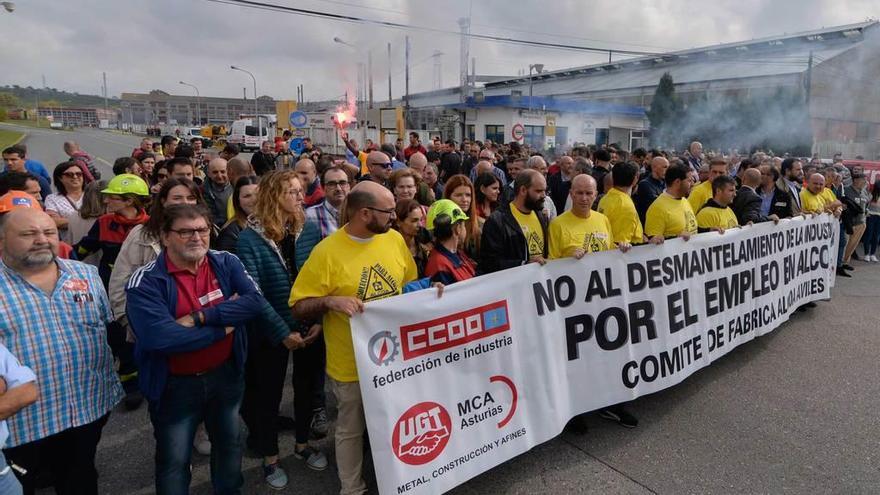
{"left": 479, "top": 169, "right": 549, "bottom": 274}
{"left": 696, "top": 175, "right": 740, "bottom": 232}
{"left": 289, "top": 181, "right": 418, "bottom": 495}
{"left": 597, "top": 161, "right": 643, "bottom": 248}
{"left": 645, "top": 163, "right": 698, "bottom": 244}
{"left": 547, "top": 173, "right": 639, "bottom": 429}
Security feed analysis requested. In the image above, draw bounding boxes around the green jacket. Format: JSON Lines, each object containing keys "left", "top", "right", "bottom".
{"left": 235, "top": 220, "right": 299, "bottom": 344}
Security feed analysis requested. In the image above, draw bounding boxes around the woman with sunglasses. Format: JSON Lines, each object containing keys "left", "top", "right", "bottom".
{"left": 45, "top": 161, "right": 87, "bottom": 244}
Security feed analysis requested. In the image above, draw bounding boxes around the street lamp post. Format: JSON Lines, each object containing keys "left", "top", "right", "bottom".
{"left": 528, "top": 63, "right": 544, "bottom": 111}
{"left": 230, "top": 65, "right": 261, "bottom": 143}
{"left": 179, "top": 81, "right": 201, "bottom": 126}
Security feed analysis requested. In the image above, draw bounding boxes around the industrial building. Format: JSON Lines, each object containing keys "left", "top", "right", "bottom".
{"left": 120, "top": 90, "right": 277, "bottom": 126}
{"left": 405, "top": 20, "right": 880, "bottom": 157}
{"left": 37, "top": 107, "right": 118, "bottom": 128}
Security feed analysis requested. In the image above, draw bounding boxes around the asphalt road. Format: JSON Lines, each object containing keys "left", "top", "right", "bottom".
{"left": 0, "top": 123, "right": 144, "bottom": 179}
{"left": 10, "top": 126, "right": 879, "bottom": 494}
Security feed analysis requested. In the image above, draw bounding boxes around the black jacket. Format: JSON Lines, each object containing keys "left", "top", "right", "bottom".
{"left": 547, "top": 172, "right": 572, "bottom": 215}
{"left": 634, "top": 175, "right": 665, "bottom": 225}
{"left": 840, "top": 195, "right": 860, "bottom": 235}
{"left": 732, "top": 185, "right": 770, "bottom": 224}
{"left": 591, "top": 165, "right": 611, "bottom": 195}
{"left": 766, "top": 185, "right": 795, "bottom": 219}
{"left": 478, "top": 205, "right": 548, "bottom": 275}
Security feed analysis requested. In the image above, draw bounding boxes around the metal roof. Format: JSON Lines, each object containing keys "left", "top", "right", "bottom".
{"left": 442, "top": 95, "right": 645, "bottom": 116}
{"left": 484, "top": 21, "right": 877, "bottom": 92}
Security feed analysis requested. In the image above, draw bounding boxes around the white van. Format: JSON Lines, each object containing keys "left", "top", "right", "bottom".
{"left": 226, "top": 117, "right": 271, "bottom": 151}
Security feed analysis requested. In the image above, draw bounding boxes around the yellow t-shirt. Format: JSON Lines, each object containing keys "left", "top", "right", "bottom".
{"left": 820, "top": 188, "right": 837, "bottom": 205}
{"left": 800, "top": 189, "right": 827, "bottom": 213}
{"left": 510, "top": 203, "right": 545, "bottom": 257}
{"left": 226, "top": 195, "right": 234, "bottom": 222}
{"left": 547, "top": 210, "right": 613, "bottom": 259}
{"left": 687, "top": 180, "right": 713, "bottom": 212}
{"left": 597, "top": 187, "right": 643, "bottom": 244}
{"left": 696, "top": 204, "right": 740, "bottom": 230}
{"left": 645, "top": 193, "right": 698, "bottom": 238}
{"left": 288, "top": 228, "right": 418, "bottom": 382}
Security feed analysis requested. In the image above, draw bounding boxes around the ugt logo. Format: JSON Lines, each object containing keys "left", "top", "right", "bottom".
{"left": 392, "top": 401, "right": 451, "bottom": 465}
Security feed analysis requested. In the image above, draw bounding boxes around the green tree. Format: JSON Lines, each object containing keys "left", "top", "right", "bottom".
{"left": 646, "top": 72, "right": 680, "bottom": 149}
{"left": 0, "top": 92, "right": 20, "bottom": 108}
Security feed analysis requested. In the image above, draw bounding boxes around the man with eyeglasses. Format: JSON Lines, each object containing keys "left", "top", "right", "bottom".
{"left": 290, "top": 181, "right": 418, "bottom": 495}
{"left": 126, "top": 204, "right": 276, "bottom": 494}
{"left": 358, "top": 150, "right": 393, "bottom": 188}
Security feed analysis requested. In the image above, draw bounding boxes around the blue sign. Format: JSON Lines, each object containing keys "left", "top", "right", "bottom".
{"left": 289, "top": 138, "right": 305, "bottom": 154}
{"left": 289, "top": 111, "right": 308, "bottom": 128}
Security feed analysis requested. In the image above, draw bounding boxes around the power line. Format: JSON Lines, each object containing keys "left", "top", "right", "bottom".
{"left": 204, "top": 0, "right": 660, "bottom": 56}
{"left": 310, "top": 0, "right": 679, "bottom": 52}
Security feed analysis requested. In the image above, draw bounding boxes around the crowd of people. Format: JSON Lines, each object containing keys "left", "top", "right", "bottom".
{"left": 0, "top": 130, "right": 871, "bottom": 494}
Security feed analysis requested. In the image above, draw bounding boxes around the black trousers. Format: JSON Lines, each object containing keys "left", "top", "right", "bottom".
{"left": 240, "top": 329, "right": 327, "bottom": 455}
{"left": 107, "top": 321, "right": 138, "bottom": 393}
{"left": 3, "top": 413, "right": 110, "bottom": 495}
{"left": 241, "top": 328, "right": 289, "bottom": 457}
{"left": 293, "top": 338, "right": 325, "bottom": 444}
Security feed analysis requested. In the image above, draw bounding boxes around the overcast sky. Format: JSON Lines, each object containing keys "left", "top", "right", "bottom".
{"left": 1, "top": 0, "right": 876, "bottom": 102}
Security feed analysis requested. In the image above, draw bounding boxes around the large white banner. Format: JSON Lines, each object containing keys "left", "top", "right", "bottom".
{"left": 352, "top": 215, "right": 838, "bottom": 495}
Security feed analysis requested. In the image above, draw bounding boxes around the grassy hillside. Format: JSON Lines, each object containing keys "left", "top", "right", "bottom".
{"left": 1, "top": 85, "right": 120, "bottom": 109}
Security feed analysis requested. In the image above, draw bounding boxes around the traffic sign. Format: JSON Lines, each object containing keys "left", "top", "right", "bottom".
{"left": 289, "top": 111, "right": 308, "bottom": 128}
{"left": 290, "top": 138, "right": 305, "bottom": 154}
{"left": 512, "top": 123, "right": 525, "bottom": 141}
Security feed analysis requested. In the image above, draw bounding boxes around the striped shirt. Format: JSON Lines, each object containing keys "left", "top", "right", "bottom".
{"left": 304, "top": 201, "right": 340, "bottom": 239}
{"left": 0, "top": 259, "right": 122, "bottom": 447}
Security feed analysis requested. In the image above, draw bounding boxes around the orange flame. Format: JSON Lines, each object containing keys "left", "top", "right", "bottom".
{"left": 334, "top": 96, "right": 357, "bottom": 130}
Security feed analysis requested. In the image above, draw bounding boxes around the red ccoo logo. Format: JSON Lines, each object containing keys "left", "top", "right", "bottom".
{"left": 400, "top": 300, "right": 510, "bottom": 360}
{"left": 392, "top": 401, "right": 452, "bottom": 465}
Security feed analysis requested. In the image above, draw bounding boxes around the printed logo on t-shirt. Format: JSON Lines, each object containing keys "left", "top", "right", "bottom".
{"left": 685, "top": 209, "right": 698, "bottom": 233}
{"left": 522, "top": 227, "right": 543, "bottom": 256}
{"left": 358, "top": 263, "right": 399, "bottom": 302}
{"left": 583, "top": 232, "right": 609, "bottom": 253}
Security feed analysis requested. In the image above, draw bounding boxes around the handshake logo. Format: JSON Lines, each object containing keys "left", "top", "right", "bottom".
{"left": 392, "top": 401, "right": 452, "bottom": 465}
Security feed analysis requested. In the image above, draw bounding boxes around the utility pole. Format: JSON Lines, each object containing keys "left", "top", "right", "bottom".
{"left": 387, "top": 42, "right": 392, "bottom": 106}
{"left": 102, "top": 72, "right": 108, "bottom": 115}
{"left": 405, "top": 36, "right": 410, "bottom": 111}
{"left": 805, "top": 50, "right": 813, "bottom": 107}
{"left": 368, "top": 50, "right": 374, "bottom": 108}
{"left": 432, "top": 51, "right": 443, "bottom": 90}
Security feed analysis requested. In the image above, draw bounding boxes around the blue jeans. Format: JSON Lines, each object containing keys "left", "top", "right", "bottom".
{"left": 149, "top": 360, "right": 244, "bottom": 495}
{"left": 0, "top": 452, "right": 23, "bottom": 495}
{"left": 863, "top": 216, "right": 880, "bottom": 255}
{"left": 837, "top": 222, "right": 847, "bottom": 266}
